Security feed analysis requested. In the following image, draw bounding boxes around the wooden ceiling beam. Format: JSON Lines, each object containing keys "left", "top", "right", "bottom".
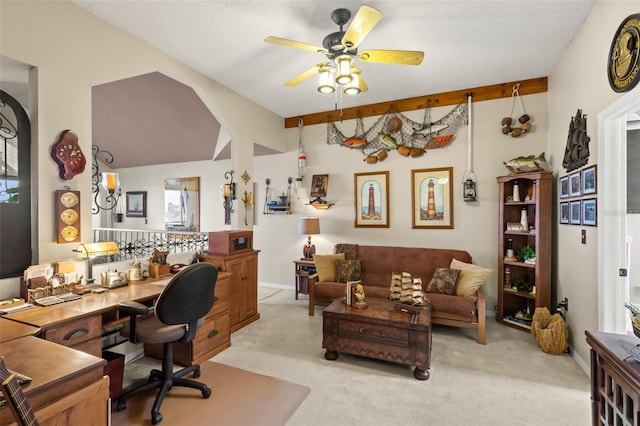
{"left": 284, "top": 76, "right": 547, "bottom": 128}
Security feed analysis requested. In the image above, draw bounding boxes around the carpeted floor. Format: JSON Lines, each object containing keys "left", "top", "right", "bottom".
{"left": 111, "top": 360, "right": 310, "bottom": 425}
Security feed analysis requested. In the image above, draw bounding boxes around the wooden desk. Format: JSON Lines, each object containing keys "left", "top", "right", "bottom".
{"left": 0, "top": 336, "right": 108, "bottom": 425}
{"left": 3, "top": 273, "right": 231, "bottom": 363}
{"left": 0, "top": 317, "right": 39, "bottom": 343}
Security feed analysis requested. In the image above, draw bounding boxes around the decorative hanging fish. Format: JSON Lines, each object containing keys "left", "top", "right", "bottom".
{"left": 379, "top": 133, "right": 399, "bottom": 149}
{"left": 341, "top": 137, "right": 369, "bottom": 148}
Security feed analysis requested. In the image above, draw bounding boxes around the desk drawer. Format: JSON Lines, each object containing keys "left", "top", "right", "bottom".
{"left": 192, "top": 311, "right": 230, "bottom": 362}
{"left": 45, "top": 315, "right": 102, "bottom": 348}
{"left": 210, "top": 275, "right": 230, "bottom": 317}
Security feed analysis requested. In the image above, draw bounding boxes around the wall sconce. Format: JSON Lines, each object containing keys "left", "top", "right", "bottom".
{"left": 223, "top": 170, "right": 236, "bottom": 225}
{"left": 92, "top": 145, "right": 121, "bottom": 215}
{"left": 298, "top": 217, "right": 320, "bottom": 259}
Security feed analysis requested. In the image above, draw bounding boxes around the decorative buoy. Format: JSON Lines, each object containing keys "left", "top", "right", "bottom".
{"left": 501, "top": 84, "right": 533, "bottom": 137}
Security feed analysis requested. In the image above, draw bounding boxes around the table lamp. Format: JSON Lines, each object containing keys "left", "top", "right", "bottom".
{"left": 75, "top": 241, "right": 120, "bottom": 283}
{"left": 298, "top": 217, "right": 320, "bottom": 259}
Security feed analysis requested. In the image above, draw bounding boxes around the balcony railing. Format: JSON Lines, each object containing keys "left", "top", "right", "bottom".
{"left": 92, "top": 227, "right": 209, "bottom": 264}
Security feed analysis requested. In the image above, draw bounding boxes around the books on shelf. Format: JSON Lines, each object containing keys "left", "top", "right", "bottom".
{"left": 502, "top": 314, "right": 532, "bottom": 329}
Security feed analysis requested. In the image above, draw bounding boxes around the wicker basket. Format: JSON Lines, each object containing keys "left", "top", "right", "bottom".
{"left": 530, "top": 307, "right": 568, "bottom": 355}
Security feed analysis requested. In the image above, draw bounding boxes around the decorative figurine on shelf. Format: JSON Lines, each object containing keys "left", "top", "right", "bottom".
{"left": 504, "top": 267, "right": 512, "bottom": 289}
{"left": 504, "top": 239, "right": 517, "bottom": 261}
{"left": 512, "top": 180, "right": 520, "bottom": 202}
{"left": 520, "top": 208, "right": 529, "bottom": 232}
{"left": 353, "top": 283, "right": 368, "bottom": 309}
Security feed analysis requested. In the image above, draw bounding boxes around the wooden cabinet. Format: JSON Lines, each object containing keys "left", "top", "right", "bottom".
{"left": 145, "top": 273, "right": 232, "bottom": 366}
{"left": 496, "top": 171, "right": 552, "bottom": 331}
{"left": 586, "top": 331, "right": 640, "bottom": 426}
{"left": 199, "top": 250, "right": 260, "bottom": 333}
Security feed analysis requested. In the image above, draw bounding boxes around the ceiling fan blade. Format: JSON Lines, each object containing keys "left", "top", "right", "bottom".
{"left": 359, "top": 49, "right": 424, "bottom": 65}
{"left": 264, "top": 36, "right": 327, "bottom": 54}
{"left": 284, "top": 64, "right": 324, "bottom": 87}
{"left": 341, "top": 5, "right": 382, "bottom": 50}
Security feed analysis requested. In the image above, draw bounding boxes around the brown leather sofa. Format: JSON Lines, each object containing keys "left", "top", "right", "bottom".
{"left": 308, "top": 244, "right": 487, "bottom": 344}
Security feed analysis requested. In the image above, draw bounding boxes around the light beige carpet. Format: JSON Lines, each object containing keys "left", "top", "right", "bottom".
{"left": 111, "top": 360, "right": 311, "bottom": 426}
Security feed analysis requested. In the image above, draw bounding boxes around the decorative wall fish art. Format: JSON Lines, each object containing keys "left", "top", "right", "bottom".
{"left": 326, "top": 103, "right": 468, "bottom": 163}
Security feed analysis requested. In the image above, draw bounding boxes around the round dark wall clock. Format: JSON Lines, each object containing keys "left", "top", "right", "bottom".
{"left": 608, "top": 13, "right": 640, "bottom": 93}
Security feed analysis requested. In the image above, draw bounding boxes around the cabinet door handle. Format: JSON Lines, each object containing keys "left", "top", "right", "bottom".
{"left": 64, "top": 328, "right": 89, "bottom": 341}
{"left": 207, "top": 330, "right": 219, "bottom": 339}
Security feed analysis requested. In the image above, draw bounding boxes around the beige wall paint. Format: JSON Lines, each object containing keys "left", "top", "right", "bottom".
{"left": 547, "top": 1, "right": 638, "bottom": 363}
{"left": 0, "top": 0, "right": 635, "bottom": 371}
{"left": 0, "top": 0, "right": 283, "bottom": 267}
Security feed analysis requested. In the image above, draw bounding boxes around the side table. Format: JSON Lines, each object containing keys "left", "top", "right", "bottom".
{"left": 294, "top": 258, "right": 316, "bottom": 300}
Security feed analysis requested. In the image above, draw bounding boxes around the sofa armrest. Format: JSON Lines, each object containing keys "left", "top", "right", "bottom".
{"left": 308, "top": 273, "right": 318, "bottom": 316}
{"left": 475, "top": 287, "right": 486, "bottom": 344}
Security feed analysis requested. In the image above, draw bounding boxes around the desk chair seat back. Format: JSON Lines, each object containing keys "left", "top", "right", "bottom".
{"left": 155, "top": 263, "right": 217, "bottom": 332}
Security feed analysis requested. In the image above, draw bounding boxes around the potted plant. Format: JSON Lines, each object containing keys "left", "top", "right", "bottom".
{"left": 516, "top": 245, "right": 536, "bottom": 264}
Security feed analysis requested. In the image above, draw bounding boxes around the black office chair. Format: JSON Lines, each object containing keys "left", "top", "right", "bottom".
{"left": 116, "top": 262, "right": 218, "bottom": 425}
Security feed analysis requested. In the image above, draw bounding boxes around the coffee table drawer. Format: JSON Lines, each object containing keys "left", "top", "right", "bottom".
{"left": 339, "top": 319, "right": 409, "bottom": 345}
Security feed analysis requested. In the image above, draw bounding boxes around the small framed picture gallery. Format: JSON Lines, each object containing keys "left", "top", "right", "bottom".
{"left": 581, "top": 165, "right": 597, "bottom": 195}
{"left": 559, "top": 202, "right": 570, "bottom": 224}
{"left": 570, "top": 200, "right": 581, "bottom": 225}
{"left": 569, "top": 172, "right": 581, "bottom": 197}
{"left": 559, "top": 176, "right": 569, "bottom": 199}
{"left": 582, "top": 198, "right": 597, "bottom": 226}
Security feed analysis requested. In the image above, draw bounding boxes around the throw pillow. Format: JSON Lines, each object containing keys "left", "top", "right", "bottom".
{"left": 313, "top": 253, "right": 346, "bottom": 282}
{"left": 334, "top": 243, "right": 359, "bottom": 260}
{"left": 425, "top": 268, "right": 461, "bottom": 295}
{"left": 450, "top": 258, "right": 494, "bottom": 301}
{"left": 335, "top": 259, "right": 361, "bottom": 283}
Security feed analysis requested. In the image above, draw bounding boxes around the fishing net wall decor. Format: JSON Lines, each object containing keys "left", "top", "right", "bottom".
{"left": 326, "top": 103, "right": 468, "bottom": 163}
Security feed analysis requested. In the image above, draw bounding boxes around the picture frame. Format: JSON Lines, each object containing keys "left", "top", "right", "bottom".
{"left": 164, "top": 177, "right": 200, "bottom": 231}
{"left": 411, "top": 167, "right": 454, "bottom": 229}
{"left": 354, "top": 171, "right": 389, "bottom": 228}
{"left": 559, "top": 175, "right": 569, "bottom": 199}
{"left": 582, "top": 164, "right": 597, "bottom": 195}
{"left": 310, "top": 174, "right": 329, "bottom": 203}
{"left": 570, "top": 200, "right": 581, "bottom": 225}
{"left": 559, "top": 201, "right": 570, "bottom": 224}
{"left": 569, "top": 172, "right": 581, "bottom": 197}
{"left": 126, "top": 191, "right": 147, "bottom": 218}
{"left": 582, "top": 198, "right": 597, "bottom": 226}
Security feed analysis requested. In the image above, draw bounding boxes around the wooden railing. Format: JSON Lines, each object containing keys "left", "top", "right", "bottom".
{"left": 92, "top": 227, "right": 209, "bottom": 264}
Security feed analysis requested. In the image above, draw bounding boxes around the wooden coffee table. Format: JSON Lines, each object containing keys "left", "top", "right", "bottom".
{"left": 322, "top": 297, "right": 432, "bottom": 380}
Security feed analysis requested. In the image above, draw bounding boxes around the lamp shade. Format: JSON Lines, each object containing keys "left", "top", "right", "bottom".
{"left": 75, "top": 241, "right": 120, "bottom": 259}
{"left": 298, "top": 217, "right": 320, "bottom": 235}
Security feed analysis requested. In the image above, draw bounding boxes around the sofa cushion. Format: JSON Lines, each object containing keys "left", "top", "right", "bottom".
{"left": 335, "top": 259, "right": 361, "bottom": 283}
{"left": 450, "top": 258, "right": 493, "bottom": 302}
{"left": 313, "top": 253, "right": 345, "bottom": 282}
{"left": 334, "top": 243, "right": 359, "bottom": 260}
{"left": 425, "top": 268, "right": 460, "bottom": 295}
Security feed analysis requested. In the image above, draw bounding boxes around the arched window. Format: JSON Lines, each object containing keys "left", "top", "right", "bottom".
{"left": 0, "top": 90, "right": 32, "bottom": 278}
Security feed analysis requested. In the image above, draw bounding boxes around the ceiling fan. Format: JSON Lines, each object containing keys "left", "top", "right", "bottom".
{"left": 264, "top": 5, "right": 424, "bottom": 95}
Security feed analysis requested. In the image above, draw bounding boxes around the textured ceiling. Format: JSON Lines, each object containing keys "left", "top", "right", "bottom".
{"left": 67, "top": 1, "right": 597, "bottom": 168}
{"left": 73, "top": 0, "right": 597, "bottom": 118}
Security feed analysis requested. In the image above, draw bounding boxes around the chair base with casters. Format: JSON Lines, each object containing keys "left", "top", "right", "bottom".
{"left": 116, "top": 263, "right": 218, "bottom": 425}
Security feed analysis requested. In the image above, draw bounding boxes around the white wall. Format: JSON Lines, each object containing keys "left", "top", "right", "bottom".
{"left": 547, "top": 1, "right": 638, "bottom": 363}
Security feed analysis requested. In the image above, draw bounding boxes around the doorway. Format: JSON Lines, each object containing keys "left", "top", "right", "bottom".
{"left": 598, "top": 86, "right": 640, "bottom": 333}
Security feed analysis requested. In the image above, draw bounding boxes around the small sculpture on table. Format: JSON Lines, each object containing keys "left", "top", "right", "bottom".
{"left": 353, "top": 283, "right": 368, "bottom": 309}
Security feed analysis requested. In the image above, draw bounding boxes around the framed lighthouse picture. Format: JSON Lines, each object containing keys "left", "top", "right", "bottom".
{"left": 411, "top": 167, "right": 454, "bottom": 229}
{"left": 354, "top": 171, "right": 389, "bottom": 228}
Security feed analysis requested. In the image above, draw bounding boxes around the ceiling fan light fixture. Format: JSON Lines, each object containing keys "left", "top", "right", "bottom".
{"left": 335, "top": 55, "right": 353, "bottom": 85}
{"left": 343, "top": 73, "right": 361, "bottom": 95}
{"left": 317, "top": 66, "right": 336, "bottom": 94}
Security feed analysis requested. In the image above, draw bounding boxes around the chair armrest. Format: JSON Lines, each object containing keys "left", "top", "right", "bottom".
{"left": 118, "top": 300, "right": 150, "bottom": 343}
{"left": 118, "top": 300, "right": 149, "bottom": 316}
